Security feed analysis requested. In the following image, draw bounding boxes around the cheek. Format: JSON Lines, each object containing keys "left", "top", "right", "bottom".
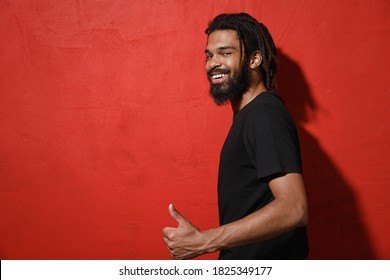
{"left": 226, "top": 58, "right": 239, "bottom": 70}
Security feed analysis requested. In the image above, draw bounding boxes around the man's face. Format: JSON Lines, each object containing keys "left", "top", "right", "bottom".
{"left": 205, "top": 30, "right": 251, "bottom": 105}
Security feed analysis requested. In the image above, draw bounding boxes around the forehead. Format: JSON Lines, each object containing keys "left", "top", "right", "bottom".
{"left": 206, "top": 29, "right": 240, "bottom": 51}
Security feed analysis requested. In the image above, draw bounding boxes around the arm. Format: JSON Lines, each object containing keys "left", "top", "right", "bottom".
{"left": 162, "top": 172, "right": 308, "bottom": 259}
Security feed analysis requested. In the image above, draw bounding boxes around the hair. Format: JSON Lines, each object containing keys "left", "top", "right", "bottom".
{"left": 205, "top": 13, "right": 278, "bottom": 90}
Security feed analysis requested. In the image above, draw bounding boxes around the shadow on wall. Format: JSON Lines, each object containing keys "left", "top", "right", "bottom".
{"left": 276, "top": 49, "right": 375, "bottom": 259}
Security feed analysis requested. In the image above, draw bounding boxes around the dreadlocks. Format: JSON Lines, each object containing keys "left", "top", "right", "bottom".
{"left": 205, "top": 13, "right": 278, "bottom": 90}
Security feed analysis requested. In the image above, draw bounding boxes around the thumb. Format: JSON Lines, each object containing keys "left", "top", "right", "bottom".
{"left": 168, "top": 204, "right": 187, "bottom": 226}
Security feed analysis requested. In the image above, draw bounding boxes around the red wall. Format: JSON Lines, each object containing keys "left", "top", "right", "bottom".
{"left": 0, "top": 0, "right": 389, "bottom": 259}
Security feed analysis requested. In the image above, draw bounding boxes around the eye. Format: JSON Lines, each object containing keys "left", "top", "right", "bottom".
{"left": 222, "top": 52, "right": 231, "bottom": 56}
{"left": 205, "top": 53, "right": 213, "bottom": 60}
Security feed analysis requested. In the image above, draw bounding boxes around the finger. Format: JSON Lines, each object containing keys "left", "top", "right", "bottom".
{"left": 163, "top": 237, "right": 173, "bottom": 250}
{"left": 162, "top": 227, "right": 175, "bottom": 239}
{"left": 168, "top": 204, "right": 187, "bottom": 225}
{"left": 163, "top": 236, "right": 171, "bottom": 246}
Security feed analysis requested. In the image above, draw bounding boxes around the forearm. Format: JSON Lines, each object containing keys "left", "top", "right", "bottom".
{"left": 205, "top": 198, "right": 308, "bottom": 252}
{"left": 203, "top": 173, "right": 308, "bottom": 253}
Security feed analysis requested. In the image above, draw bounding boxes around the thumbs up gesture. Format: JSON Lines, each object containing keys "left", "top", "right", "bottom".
{"left": 162, "top": 204, "right": 212, "bottom": 260}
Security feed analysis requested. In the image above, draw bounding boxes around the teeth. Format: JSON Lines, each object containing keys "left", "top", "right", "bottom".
{"left": 212, "top": 74, "right": 225, "bottom": 79}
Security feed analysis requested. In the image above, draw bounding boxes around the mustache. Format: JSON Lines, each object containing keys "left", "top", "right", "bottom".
{"left": 207, "top": 68, "right": 230, "bottom": 77}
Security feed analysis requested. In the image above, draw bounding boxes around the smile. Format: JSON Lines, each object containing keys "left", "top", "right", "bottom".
{"left": 212, "top": 74, "right": 226, "bottom": 79}
{"left": 210, "top": 73, "right": 228, "bottom": 84}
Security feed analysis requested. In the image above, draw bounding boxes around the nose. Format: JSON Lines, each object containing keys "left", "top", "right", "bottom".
{"left": 206, "top": 56, "right": 222, "bottom": 72}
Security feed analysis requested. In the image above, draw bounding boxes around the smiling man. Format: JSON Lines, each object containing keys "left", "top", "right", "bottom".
{"left": 162, "top": 13, "right": 309, "bottom": 260}
{"left": 206, "top": 30, "right": 251, "bottom": 107}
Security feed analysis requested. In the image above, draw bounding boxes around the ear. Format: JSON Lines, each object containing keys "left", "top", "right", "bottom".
{"left": 250, "top": 51, "right": 262, "bottom": 70}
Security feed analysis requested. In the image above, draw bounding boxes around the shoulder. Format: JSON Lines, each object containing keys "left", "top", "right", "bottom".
{"left": 246, "top": 93, "right": 290, "bottom": 123}
{"left": 243, "top": 93, "right": 297, "bottom": 137}
{"left": 245, "top": 92, "right": 287, "bottom": 116}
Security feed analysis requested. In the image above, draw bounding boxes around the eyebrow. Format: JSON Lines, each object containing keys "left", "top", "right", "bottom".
{"left": 205, "top": 46, "right": 238, "bottom": 53}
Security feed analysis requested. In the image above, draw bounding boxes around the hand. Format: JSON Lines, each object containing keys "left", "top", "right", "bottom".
{"left": 162, "top": 204, "right": 209, "bottom": 260}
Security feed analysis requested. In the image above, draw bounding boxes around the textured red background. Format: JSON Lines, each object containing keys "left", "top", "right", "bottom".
{"left": 0, "top": 0, "right": 389, "bottom": 259}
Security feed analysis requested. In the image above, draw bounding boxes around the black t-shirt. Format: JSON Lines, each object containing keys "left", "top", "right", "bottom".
{"left": 218, "top": 92, "right": 309, "bottom": 260}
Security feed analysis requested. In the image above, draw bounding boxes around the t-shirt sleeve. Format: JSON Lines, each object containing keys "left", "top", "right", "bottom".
{"left": 243, "top": 104, "right": 302, "bottom": 180}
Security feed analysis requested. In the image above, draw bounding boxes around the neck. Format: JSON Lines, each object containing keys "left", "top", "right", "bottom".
{"left": 230, "top": 80, "right": 267, "bottom": 113}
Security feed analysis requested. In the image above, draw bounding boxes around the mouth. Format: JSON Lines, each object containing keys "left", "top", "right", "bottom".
{"left": 208, "top": 71, "right": 229, "bottom": 84}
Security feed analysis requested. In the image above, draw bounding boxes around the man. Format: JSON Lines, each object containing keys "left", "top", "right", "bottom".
{"left": 162, "top": 13, "right": 309, "bottom": 260}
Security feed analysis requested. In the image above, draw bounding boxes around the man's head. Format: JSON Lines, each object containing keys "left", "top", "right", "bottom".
{"left": 204, "top": 13, "right": 277, "bottom": 105}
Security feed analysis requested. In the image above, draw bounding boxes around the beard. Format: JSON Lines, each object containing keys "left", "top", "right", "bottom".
{"left": 208, "top": 59, "right": 251, "bottom": 106}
